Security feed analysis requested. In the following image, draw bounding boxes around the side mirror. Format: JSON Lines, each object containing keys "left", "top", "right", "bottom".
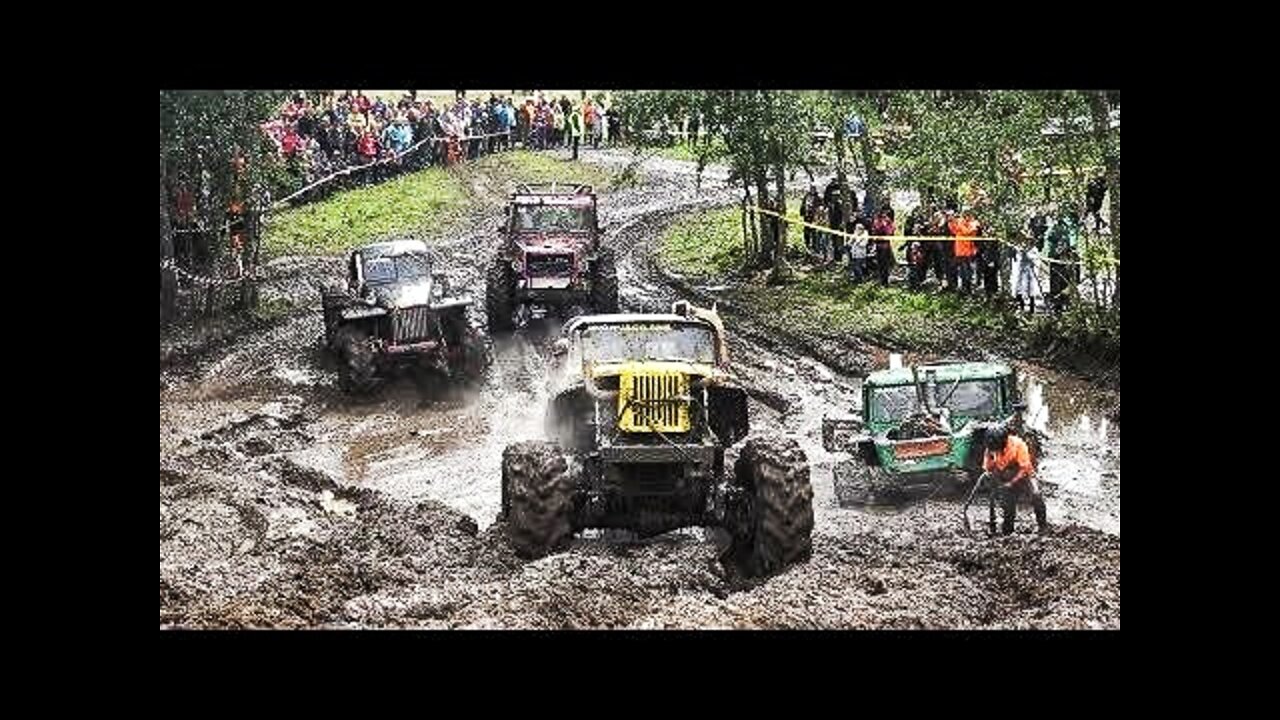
{"left": 552, "top": 338, "right": 570, "bottom": 357}
{"left": 1013, "top": 401, "right": 1028, "bottom": 413}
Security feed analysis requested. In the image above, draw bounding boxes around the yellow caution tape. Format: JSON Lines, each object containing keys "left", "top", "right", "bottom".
{"left": 744, "top": 204, "right": 1118, "bottom": 267}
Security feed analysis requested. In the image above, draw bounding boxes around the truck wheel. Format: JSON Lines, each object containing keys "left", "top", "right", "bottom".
{"left": 486, "top": 256, "right": 515, "bottom": 334}
{"left": 334, "top": 325, "right": 379, "bottom": 394}
{"left": 443, "top": 312, "right": 492, "bottom": 383}
{"left": 502, "top": 441, "right": 575, "bottom": 559}
{"left": 731, "top": 436, "right": 814, "bottom": 577}
{"left": 832, "top": 461, "right": 900, "bottom": 507}
{"left": 319, "top": 284, "right": 349, "bottom": 348}
{"left": 589, "top": 246, "right": 619, "bottom": 314}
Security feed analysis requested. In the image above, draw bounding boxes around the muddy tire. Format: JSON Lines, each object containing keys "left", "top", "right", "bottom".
{"left": 502, "top": 441, "right": 575, "bottom": 560}
{"left": 486, "top": 256, "right": 515, "bottom": 334}
{"left": 731, "top": 436, "right": 814, "bottom": 577}
{"left": 334, "top": 325, "right": 379, "bottom": 394}
{"left": 589, "top": 246, "right": 619, "bottom": 314}
{"left": 456, "top": 327, "right": 492, "bottom": 383}
{"left": 832, "top": 461, "right": 902, "bottom": 506}
{"left": 443, "top": 313, "right": 492, "bottom": 383}
{"left": 320, "top": 284, "right": 350, "bottom": 348}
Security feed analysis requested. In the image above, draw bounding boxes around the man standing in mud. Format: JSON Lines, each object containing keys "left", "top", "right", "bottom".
{"left": 981, "top": 425, "right": 1047, "bottom": 535}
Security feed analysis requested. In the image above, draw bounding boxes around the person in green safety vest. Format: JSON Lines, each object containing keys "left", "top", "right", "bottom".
{"left": 568, "top": 103, "right": 584, "bottom": 161}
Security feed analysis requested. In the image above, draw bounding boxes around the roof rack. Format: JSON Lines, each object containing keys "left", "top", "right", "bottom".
{"left": 513, "top": 182, "right": 594, "bottom": 196}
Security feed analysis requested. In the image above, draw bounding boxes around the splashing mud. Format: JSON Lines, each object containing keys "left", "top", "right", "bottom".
{"left": 161, "top": 149, "right": 1118, "bottom": 628}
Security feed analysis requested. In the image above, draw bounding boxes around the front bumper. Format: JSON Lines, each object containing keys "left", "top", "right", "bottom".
{"left": 598, "top": 443, "right": 717, "bottom": 466}
{"left": 381, "top": 339, "right": 442, "bottom": 355}
{"left": 515, "top": 286, "right": 590, "bottom": 304}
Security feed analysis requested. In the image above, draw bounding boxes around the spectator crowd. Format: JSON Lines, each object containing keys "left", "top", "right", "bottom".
{"left": 800, "top": 178, "right": 1107, "bottom": 315}
{"left": 260, "top": 90, "right": 626, "bottom": 197}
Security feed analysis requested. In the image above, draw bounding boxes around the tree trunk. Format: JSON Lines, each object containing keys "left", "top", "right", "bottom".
{"left": 857, "top": 133, "right": 881, "bottom": 215}
{"left": 1087, "top": 91, "right": 1120, "bottom": 308}
{"left": 834, "top": 125, "right": 853, "bottom": 225}
{"left": 159, "top": 150, "right": 177, "bottom": 326}
{"left": 239, "top": 207, "right": 261, "bottom": 311}
{"left": 771, "top": 144, "right": 788, "bottom": 278}
{"left": 754, "top": 168, "right": 772, "bottom": 269}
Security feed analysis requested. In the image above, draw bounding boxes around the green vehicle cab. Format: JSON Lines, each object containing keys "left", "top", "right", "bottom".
{"left": 821, "top": 360, "right": 1038, "bottom": 506}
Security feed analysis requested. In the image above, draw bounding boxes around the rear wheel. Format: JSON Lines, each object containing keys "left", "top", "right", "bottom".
{"left": 502, "top": 441, "right": 575, "bottom": 559}
{"left": 731, "top": 436, "right": 813, "bottom": 577}
{"left": 589, "top": 246, "right": 619, "bottom": 313}
{"left": 486, "top": 255, "right": 515, "bottom": 334}
{"left": 443, "top": 312, "right": 492, "bottom": 383}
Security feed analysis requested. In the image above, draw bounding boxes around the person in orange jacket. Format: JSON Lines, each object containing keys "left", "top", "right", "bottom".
{"left": 949, "top": 209, "right": 980, "bottom": 293}
{"left": 980, "top": 424, "right": 1048, "bottom": 535}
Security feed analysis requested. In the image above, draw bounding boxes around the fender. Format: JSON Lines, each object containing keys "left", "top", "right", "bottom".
{"left": 340, "top": 305, "right": 388, "bottom": 321}
{"left": 430, "top": 295, "right": 474, "bottom": 311}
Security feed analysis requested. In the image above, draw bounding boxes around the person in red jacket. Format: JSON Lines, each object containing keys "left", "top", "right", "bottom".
{"left": 356, "top": 130, "right": 379, "bottom": 163}
{"left": 871, "top": 204, "right": 896, "bottom": 286}
{"left": 980, "top": 425, "right": 1048, "bottom": 535}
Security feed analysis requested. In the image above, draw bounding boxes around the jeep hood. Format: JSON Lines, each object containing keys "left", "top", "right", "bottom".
{"left": 367, "top": 277, "right": 434, "bottom": 309}
{"left": 585, "top": 360, "right": 732, "bottom": 384}
{"left": 515, "top": 233, "right": 586, "bottom": 253}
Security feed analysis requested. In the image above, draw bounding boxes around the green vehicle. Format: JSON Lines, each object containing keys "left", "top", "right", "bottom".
{"left": 821, "top": 361, "right": 1041, "bottom": 506}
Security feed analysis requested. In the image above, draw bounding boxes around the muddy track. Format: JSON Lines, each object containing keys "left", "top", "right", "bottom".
{"left": 160, "top": 149, "right": 1119, "bottom": 629}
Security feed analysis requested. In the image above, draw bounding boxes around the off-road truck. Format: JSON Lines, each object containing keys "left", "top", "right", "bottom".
{"left": 320, "top": 239, "right": 490, "bottom": 393}
{"left": 485, "top": 183, "right": 618, "bottom": 332}
{"left": 821, "top": 360, "right": 1042, "bottom": 505}
{"left": 499, "top": 301, "right": 814, "bottom": 577}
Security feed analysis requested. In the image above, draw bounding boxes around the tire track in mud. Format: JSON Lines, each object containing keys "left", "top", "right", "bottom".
{"left": 160, "top": 150, "right": 1119, "bottom": 628}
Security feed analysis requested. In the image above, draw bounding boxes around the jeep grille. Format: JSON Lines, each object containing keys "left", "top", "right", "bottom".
{"left": 618, "top": 371, "right": 690, "bottom": 433}
{"left": 393, "top": 306, "right": 435, "bottom": 343}
{"left": 527, "top": 254, "right": 573, "bottom": 278}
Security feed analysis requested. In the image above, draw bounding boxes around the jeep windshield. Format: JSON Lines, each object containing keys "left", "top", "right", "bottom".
{"left": 869, "top": 380, "right": 1001, "bottom": 423}
{"left": 513, "top": 205, "right": 592, "bottom": 232}
{"left": 579, "top": 323, "right": 716, "bottom": 365}
{"left": 363, "top": 252, "right": 431, "bottom": 285}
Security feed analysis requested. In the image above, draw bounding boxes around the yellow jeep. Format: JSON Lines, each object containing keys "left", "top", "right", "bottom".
{"left": 500, "top": 301, "right": 813, "bottom": 577}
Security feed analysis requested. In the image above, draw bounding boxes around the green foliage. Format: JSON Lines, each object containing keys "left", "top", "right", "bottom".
{"left": 661, "top": 198, "right": 806, "bottom": 279}
{"left": 263, "top": 165, "right": 467, "bottom": 257}
{"left": 263, "top": 150, "right": 613, "bottom": 258}
{"left": 159, "top": 90, "right": 287, "bottom": 223}
{"left": 660, "top": 204, "right": 1119, "bottom": 367}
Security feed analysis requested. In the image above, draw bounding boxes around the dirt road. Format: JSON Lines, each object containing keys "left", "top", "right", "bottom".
{"left": 159, "top": 148, "right": 1119, "bottom": 628}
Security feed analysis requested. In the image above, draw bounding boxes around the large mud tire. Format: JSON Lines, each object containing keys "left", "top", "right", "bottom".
{"left": 732, "top": 436, "right": 814, "bottom": 577}
{"left": 334, "top": 325, "right": 380, "bottom": 394}
{"left": 443, "top": 313, "right": 492, "bottom": 384}
{"left": 486, "top": 256, "right": 516, "bottom": 334}
{"left": 319, "top": 285, "right": 349, "bottom": 348}
{"left": 589, "top": 246, "right": 619, "bottom": 314}
{"left": 502, "top": 441, "right": 575, "bottom": 560}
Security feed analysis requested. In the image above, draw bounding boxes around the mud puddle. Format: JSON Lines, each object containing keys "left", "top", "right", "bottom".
{"left": 161, "top": 148, "right": 1118, "bottom": 628}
